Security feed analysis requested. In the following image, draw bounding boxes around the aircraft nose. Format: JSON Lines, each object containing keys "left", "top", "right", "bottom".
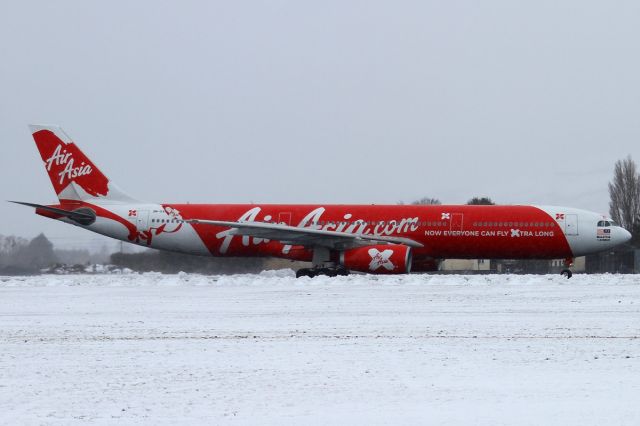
{"left": 621, "top": 227, "right": 632, "bottom": 243}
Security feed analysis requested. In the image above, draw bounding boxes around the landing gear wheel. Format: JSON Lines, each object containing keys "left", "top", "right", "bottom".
{"left": 561, "top": 269, "right": 573, "bottom": 279}
{"left": 296, "top": 268, "right": 316, "bottom": 278}
{"left": 317, "top": 267, "right": 337, "bottom": 277}
{"left": 335, "top": 266, "right": 350, "bottom": 276}
{"left": 295, "top": 266, "right": 351, "bottom": 278}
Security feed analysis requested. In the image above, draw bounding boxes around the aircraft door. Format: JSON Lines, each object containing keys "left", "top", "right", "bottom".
{"left": 564, "top": 214, "right": 578, "bottom": 236}
{"left": 128, "top": 210, "right": 149, "bottom": 231}
{"left": 450, "top": 213, "right": 463, "bottom": 232}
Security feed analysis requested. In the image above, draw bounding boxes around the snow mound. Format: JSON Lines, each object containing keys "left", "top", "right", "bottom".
{"left": 1, "top": 271, "right": 639, "bottom": 288}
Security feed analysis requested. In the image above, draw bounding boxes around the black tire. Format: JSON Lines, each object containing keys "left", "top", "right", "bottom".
{"left": 325, "top": 268, "right": 338, "bottom": 277}
{"left": 336, "top": 266, "right": 350, "bottom": 276}
{"left": 560, "top": 269, "right": 573, "bottom": 279}
{"left": 296, "top": 268, "right": 313, "bottom": 278}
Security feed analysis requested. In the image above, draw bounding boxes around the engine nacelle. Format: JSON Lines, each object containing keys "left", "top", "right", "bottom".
{"left": 340, "top": 244, "right": 412, "bottom": 274}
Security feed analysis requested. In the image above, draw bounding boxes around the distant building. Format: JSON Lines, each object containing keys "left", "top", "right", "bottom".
{"left": 549, "top": 256, "right": 586, "bottom": 273}
{"left": 585, "top": 248, "right": 639, "bottom": 274}
{"left": 263, "top": 258, "right": 310, "bottom": 271}
{"left": 441, "top": 257, "right": 586, "bottom": 274}
{"left": 440, "top": 259, "right": 491, "bottom": 272}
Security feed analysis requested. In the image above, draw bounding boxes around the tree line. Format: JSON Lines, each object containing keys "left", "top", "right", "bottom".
{"left": 0, "top": 233, "right": 265, "bottom": 275}
{"left": 609, "top": 155, "right": 640, "bottom": 246}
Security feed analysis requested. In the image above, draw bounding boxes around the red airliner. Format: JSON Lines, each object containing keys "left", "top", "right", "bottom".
{"left": 13, "top": 125, "right": 632, "bottom": 278}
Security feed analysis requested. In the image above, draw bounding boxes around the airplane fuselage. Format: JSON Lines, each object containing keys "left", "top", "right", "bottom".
{"left": 37, "top": 200, "right": 630, "bottom": 271}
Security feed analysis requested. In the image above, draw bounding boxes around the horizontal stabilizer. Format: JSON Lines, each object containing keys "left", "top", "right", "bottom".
{"left": 9, "top": 201, "right": 96, "bottom": 225}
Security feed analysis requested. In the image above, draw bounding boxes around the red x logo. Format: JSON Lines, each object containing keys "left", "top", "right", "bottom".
{"left": 128, "top": 210, "right": 137, "bottom": 217}
{"left": 556, "top": 213, "right": 564, "bottom": 220}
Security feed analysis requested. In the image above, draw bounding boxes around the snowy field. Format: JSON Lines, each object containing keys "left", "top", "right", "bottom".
{"left": 1, "top": 272, "right": 640, "bottom": 425}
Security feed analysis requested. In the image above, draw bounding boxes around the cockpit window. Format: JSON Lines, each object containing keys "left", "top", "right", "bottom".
{"left": 597, "top": 220, "right": 613, "bottom": 227}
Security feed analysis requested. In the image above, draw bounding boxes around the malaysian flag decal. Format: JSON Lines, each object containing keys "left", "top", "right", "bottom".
{"left": 597, "top": 228, "right": 611, "bottom": 241}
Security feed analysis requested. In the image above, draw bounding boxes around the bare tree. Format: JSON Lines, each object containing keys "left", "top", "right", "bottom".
{"left": 467, "top": 197, "right": 495, "bottom": 205}
{"left": 411, "top": 197, "right": 441, "bottom": 205}
{"left": 608, "top": 155, "right": 640, "bottom": 233}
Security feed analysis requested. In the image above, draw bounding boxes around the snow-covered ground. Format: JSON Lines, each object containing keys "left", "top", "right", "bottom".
{"left": 1, "top": 272, "right": 640, "bottom": 425}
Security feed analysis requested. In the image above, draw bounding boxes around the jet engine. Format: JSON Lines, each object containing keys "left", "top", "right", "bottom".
{"left": 340, "top": 244, "right": 412, "bottom": 274}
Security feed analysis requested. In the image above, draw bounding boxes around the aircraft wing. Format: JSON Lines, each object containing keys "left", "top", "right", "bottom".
{"left": 186, "top": 219, "right": 424, "bottom": 250}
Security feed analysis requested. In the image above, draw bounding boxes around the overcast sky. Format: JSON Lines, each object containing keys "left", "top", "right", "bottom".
{"left": 1, "top": 1, "right": 639, "bottom": 250}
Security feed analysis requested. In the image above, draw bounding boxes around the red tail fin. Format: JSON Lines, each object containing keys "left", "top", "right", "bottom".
{"left": 29, "top": 125, "right": 134, "bottom": 202}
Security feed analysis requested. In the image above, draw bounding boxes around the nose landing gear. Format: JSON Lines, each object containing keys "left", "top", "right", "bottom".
{"left": 560, "top": 257, "right": 573, "bottom": 279}
{"left": 560, "top": 269, "right": 572, "bottom": 279}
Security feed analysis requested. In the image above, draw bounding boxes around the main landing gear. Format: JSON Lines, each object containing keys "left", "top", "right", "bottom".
{"left": 560, "top": 257, "right": 573, "bottom": 279}
{"left": 296, "top": 265, "right": 350, "bottom": 278}
{"left": 295, "top": 247, "right": 350, "bottom": 278}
